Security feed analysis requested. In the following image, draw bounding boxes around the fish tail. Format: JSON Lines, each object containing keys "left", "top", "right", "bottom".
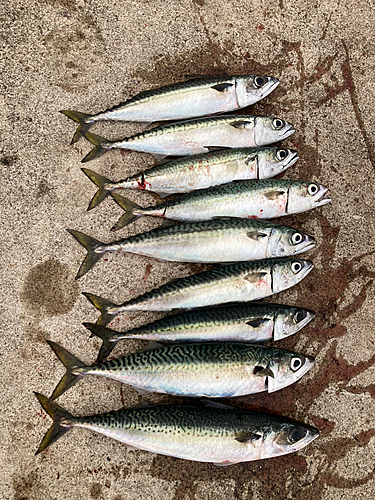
{"left": 67, "top": 229, "right": 106, "bottom": 279}
{"left": 81, "top": 132, "right": 112, "bottom": 163}
{"left": 81, "top": 168, "right": 114, "bottom": 210}
{"left": 47, "top": 340, "right": 89, "bottom": 400}
{"left": 59, "top": 110, "right": 92, "bottom": 144}
{"left": 34, "top": 392, "right": 74, "bottom": 455}
{"left": 111, "top": 192, "right": 143, "bottom": 231}
{"left": 83, "top": 322, "right": 120, "bottom": 363}
{"left": 82, "top": 292, "right": 121, "bottom": 328}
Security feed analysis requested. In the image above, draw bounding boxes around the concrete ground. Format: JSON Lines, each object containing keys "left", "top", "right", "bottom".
{"left": 1, "top": 0, "right": 375, "bottom": 499}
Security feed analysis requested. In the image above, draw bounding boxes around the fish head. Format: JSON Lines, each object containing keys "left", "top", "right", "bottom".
{"left": 267, "top": 350, "right": 315, "bottom": 392}
{"left": 253, "top": 117, "right": 295, "bottom": 146}
{"left": 288, "top": 181, "right": 332, "bottom": 214}
{"left": 257, "top": 148, "right": 299, "bottom": 178}
{"left": 235, "top": 75, "right": 280, "bottom": 107}
{"left": 267, "top": 227, "right": 316, "bottom": 258}
{"left": 261, "top": 418, "right": 319, "bottom": 459}
{"left": 273, "top": 307, "right": 315, "bottom": 340}
{"left": 271, "top": 258, "right": 313, "bottom": 293}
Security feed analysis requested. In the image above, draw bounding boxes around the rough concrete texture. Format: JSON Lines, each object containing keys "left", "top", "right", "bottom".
{"left": 1, "top": 0, "right": 375, "bottom": 498}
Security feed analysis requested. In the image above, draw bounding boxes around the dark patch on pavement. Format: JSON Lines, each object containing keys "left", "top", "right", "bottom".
{"left": 90, "top": 482, "right": 102, "bottom": 499}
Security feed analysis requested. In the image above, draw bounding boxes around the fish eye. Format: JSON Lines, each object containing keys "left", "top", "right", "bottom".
{"left": 288, "top": 426, "right": 307, "bottom": 444}
{"left": 273, "top": 118, "right": 284, "bottom": 130}
{"left": 291, "top": 261, "right": 302, "bottom": 273}
{"left": 293, "top": 310, "right": 307, "bottom": 324}
{"left": 290, "top": 356, "right": 303, "bottom": 371}
{"left": 254, "top": 75, "right": 267, "bottom": 88}
{"left": 291, "top": 232, "right": 303, "bottom": 245}
{"left": 307, "top": 183, "right": 319, "bottom": 196}
{"left": 276, "top": 149, "right": 288, "bottom": 161}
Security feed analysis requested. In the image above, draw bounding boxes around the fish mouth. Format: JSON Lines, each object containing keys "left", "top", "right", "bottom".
{"left": 292, "top": 239, "right": 316, "bottom": 255}
{"left": 283, "top": 150, "right": 299, "bottom": 169}
{"left": 259, "top": 77, "right": 280, "bottom": 98}
{"left": 279, "top": 124, "right": 295, "bottom": 139}
{"left": 314, "top": 187, "right": 332, "bottom": 206}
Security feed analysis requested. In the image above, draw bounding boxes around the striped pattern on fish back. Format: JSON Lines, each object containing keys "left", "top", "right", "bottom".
{"left": 81, "top": 404, "right": 282, "bottom": 437}
{"left": 98, "top": 343, "right": 273, "bottom": 373}
{"left": 129, "top": 303, "right": 276, "bottom": 335}
{"left": 124, "top": 260, "right": 275, "bottom": 306}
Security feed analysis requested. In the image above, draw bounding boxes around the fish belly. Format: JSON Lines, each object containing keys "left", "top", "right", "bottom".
{"left": 79, "top": 423, "right": 261, "bottom": 463}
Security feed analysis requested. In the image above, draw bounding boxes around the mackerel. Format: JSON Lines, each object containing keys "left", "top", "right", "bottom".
{"left": 83, "top": 258, "right": 313, "bottom": 328}
{"left": 60, "top": 75, "right": 279, "bottom": 143}
{"left": 35, "top": 395, "right": 319, "bottom": 464}
{"left": 110, "top": 180, "right": 331, "bottom": 230}
{"left": 83, "top": 303, "right": 315, "bottom": 363}
{"left": 82, "top": 147, "right": 299, "bottom": 207}
{"left": 68, "top": 220, "right": 315, "bottom": 278}
{"left": 80, "top": 115, "right": 295, "bottom": 161}
{"left": 47, "top": 340, "right": 314, "bottom": 399}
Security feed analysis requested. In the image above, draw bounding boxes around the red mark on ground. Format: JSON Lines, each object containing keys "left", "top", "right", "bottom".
{"left": 143, "top": 263, "right": 152, "bottom": 283}
{"left": 36, "top": 409, "right": 47, "bottom": 420}
{"left": 256, "top": 24, "right": 265, "bottom": 31}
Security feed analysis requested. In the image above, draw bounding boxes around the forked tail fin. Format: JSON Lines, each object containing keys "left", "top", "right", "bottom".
{"left": 82, "top": 132, "right": 113, "bottom": 162}
{"left": 81, "top": 168, "right": 115, "bottom": 210}
{"left": 47, "top": 340, "right": 89, "bottom": 400}
{"left": 67, "top": 229, "right": 107, "bottom": 279}
{"left": 34, "top": 392, "right": 74, "bottom": 455}
{"left": 59, "top": 110, "right": 92, "bottom": 144}
{"left": 83, "top": 322, "right": 121, "bottom": 363}
{"left": 111, "top": 192, "right": 143, "bottom": 231}
{"left": 82, "top": 292, "right": 121, "bottom": 328}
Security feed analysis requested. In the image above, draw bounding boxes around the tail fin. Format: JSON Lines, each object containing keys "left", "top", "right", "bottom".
{"left": 67, "top": 229, "right": 107, "bottom": 279}
{"left": 83, "top": 292, "right": 121, "bottom": 328}
{"left": 47, "top": 340, "right": 89, "bottom": 400}
{"left": 82, "top": 132, "right": 112, "bottom": 163}
{"left": 111, "top": 192, "right": 143, "bottom": 231}
{"left": 82, "top": 168, "right": 115, "bottom": 210}
{"left": 83, "top": 322, "right": 121, "bottom": 362}
{"left": 34, "top": 392, "right": 74, "bottom": 455}
{"left": 59, "top": 110, "right": 92, "bottom": 144}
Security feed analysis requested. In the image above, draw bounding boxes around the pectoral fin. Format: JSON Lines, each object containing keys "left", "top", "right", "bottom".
{"left": 246, "top": 232, "right": 268, "bottom": 241}
{"left": 254, "top": 367, "right": 275, "bottom": 378}
{"left": 264, "top": 190, "right": 286, "bottom": 200}
{"left": 235, "top": 434, "right": 262, "bottom": 443}
{"left": 243, "top": 272, "right": 268, "bottom": 283}
{"left": 211, "top": 83, "right": 234, "bottom": 92}
{"left": 246, "top": 318, "right": 271, "bottom": 328}
{"left": 230, "top": 121, "right": 253, "bottom": 129}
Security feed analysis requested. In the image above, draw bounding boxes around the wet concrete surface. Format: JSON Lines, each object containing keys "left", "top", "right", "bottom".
{"left": 1, "top": 0, "right": 375, "bottom": 498}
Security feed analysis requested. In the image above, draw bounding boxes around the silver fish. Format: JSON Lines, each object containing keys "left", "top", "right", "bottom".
{"left": 83, "top": 303, "right": 315, "bottom": 363}
{"left": 80, "top": 115, "right": 295, "bottom": 161}
{"left": 35, "top": 395, "right": 319, "bottom": 464}
{"left": 60, "top": 75, "right": 279, "bottom": 143}
{"left": 47, "top": 340, "right": 314, "bottom": 399}
{"left": 68, "top": 220, "right": 315, "bottom": 278}
{"left": 110, "top": 180, "right": 331, "bottom": 230}
{"left": 82, "top": 147, "right": 299, "bottom": 207}
{"left": 83, "top": 258, "right": 313, "bottom": 328}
